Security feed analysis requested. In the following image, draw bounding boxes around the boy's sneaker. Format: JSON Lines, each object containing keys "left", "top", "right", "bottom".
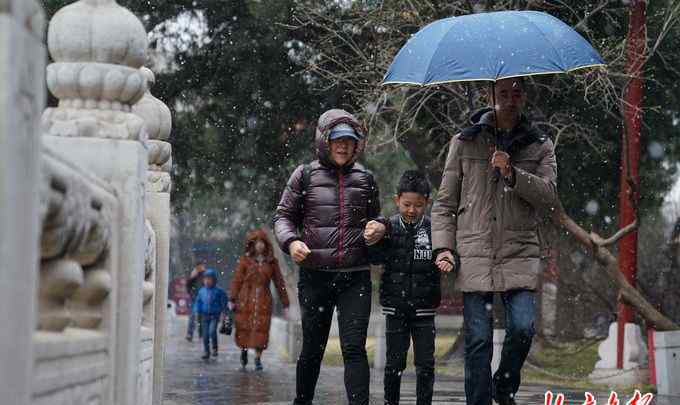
{"left": 185, "top": 336, "right": 192, "bottom": 342}
{"left": 201, "top": 352, "right": 210, "bottom": 360}
{"left": 212, "top": 349, "right": 218, "bottom": 357}
{"left": 240, "top": 349, "right": 248, "bottom": 369}
{"left": 255, "top": 358, "right": 263, "bottom": 371}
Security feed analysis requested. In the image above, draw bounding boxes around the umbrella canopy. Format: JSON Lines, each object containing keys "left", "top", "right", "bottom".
{"left": 383, "top": 10, "right": 605, "bottom": 86}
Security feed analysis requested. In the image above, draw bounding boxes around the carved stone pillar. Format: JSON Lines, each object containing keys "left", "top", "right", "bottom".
{"left": 39, "top": 158, "right": 112, "bottom": 333}
{"left": 138, "top": 218, "right": 156, "bottom": 405}
{"left": 133, "top": 66, "right": 173, "bottom": 405}
{"left": 41, "top": 1, "right": 149, "bottom": 404}
{"left": 0, "top": 1, "right": 45, "bottom": 402}
{"left": 33, "top": 146, "right": 117, "bottom": 405}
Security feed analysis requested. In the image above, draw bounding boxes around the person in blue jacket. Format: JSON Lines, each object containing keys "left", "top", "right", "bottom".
{"left": 194, "top": 268, "right": 229, "bottom": 360}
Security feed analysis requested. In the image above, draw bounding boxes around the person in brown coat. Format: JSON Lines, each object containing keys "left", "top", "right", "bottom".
{"left": 432, "top": 78, "right": 558, "bottom": 405}
{"left": 229, "top": 229, "right": 289, "bottom": 371}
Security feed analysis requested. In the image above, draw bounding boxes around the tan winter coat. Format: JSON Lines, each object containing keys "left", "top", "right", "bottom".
{"left": 432, "top": 112, "right": 557, "bottom": 292}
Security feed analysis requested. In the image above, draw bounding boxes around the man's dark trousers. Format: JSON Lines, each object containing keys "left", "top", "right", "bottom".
{"left": 187, "top": 310, "right": 202, "bottom": 338}
{"left": 294, "top": 270, "right": 372, "bottom": 405}
{"left": 463, "top": 290, "right": 536, "bottom": 405}
{"left": 384, "top": 313, "right": 435, "bottom": 405}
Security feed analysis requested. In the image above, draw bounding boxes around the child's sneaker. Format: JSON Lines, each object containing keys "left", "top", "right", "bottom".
{"left": 201, "top": 352, "right": 210, "bottom": 360}
{"left": 240, "top": 349, "right": 248, "bottom": 369}
{"left": 185, "top": 335, "right": 193, "bottom": 342}
{"left": 255, "top": 357, "right": 263, "bottom": 371}
{"left": 212, "top": 349, "right": 218, "bottom": 357}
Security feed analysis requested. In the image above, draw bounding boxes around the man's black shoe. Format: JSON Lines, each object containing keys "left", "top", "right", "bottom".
{"left": 201, "top": 352, "right": 210, "bottom": 360}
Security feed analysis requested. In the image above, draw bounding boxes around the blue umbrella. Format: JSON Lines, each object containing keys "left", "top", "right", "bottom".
{"left": 383, "top": 10, "right": 605, "bottom": 86}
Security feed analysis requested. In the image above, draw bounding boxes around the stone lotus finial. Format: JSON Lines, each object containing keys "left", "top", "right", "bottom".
{"left": 47, "top": 0, "right": 147, "bottom": 67}
{"left": 133, "top": 67, "right": 173, "bottom": 193}
{"left": 42, "top": 0, "right": 150, "bottom": 140}
{"left": 133, "top": 68, "right": 172, "bottom": 142}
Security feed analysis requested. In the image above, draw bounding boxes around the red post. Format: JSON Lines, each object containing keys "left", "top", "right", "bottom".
{"left": 617, "top": 0, "right": 646, "bottom": 370}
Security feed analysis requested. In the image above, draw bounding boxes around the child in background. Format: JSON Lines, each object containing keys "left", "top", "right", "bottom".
{"left": 365, "top": 170, "right": 441, "bottom": 405}
{"left": 194, "top": 268, "right": 229, "bottom": 360}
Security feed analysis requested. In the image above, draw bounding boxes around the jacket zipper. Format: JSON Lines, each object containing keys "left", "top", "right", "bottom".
{"left": 338, "top": 170, "right": 345, "bottom": 266}
{"left": 492, "top": 170, "right": 506, "bottom": 289}
{"left": 489, "top": 141, "right": 499, "bottom": 289}
{"left": 206, "top": 288, "right": 213, "bottom": 315}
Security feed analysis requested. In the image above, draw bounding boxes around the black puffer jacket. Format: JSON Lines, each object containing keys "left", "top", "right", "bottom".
{"left": 273, "top": 109, "right": 381, "bottom": 271}
{"left": 373, "top": 215, "right": 441, "bottom": 316}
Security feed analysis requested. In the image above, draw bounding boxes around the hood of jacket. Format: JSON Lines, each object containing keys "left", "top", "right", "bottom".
{"left": 244, "top": 229, "right": 276, "bottom": 262}
{"left": 203, "top": 268, "right": 218, "bottom": 283}
{"left": 461, "top": 107, "right": 545, "bottom": 154}
{"left": 315, "top": 109, "right": 367, "bottom": 169}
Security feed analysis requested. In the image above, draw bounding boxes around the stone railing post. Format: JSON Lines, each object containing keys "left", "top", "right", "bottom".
{"left": 41, "top": 1, "right": 149, "bottom": 404}
{"left": 137, "top": 218, "right": 156, "bottom": 405}
{"left": 133, "top": 67, "right": 172, "bottom": 405}
{"left": 33, "top": 144, "right": 118, "bottom": 404}
{"left": 0, "top": 0, "right": 46, "bottom": 403}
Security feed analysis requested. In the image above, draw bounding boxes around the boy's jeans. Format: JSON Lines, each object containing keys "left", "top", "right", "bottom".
{"left": 200, "top": 314, "right": 219, "bottom": 354}
{"left": 294, "top": 270, "right": 371, "bottom": 405}
{"left": 384, "top": 314, "right": 435, "bottom": 405}
{"left": 463, "top": 290, "right": 536, "bottom": 405}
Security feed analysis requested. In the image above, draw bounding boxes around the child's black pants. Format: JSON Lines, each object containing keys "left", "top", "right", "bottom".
{"left": 384, "top": 313, "right": 436, "bottom": 405}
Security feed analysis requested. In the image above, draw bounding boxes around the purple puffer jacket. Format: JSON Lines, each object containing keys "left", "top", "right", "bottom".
{"left": 273, "top": 109, "right": 381, "bottom": 271}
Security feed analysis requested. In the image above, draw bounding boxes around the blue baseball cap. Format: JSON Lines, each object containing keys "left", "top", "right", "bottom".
{"left": 329, "top": 123, "right": 361, "bottom": 141}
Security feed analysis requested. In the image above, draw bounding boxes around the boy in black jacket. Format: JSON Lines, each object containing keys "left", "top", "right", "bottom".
{"left": 364, "top": 170, "right": 441, "bottom": 405}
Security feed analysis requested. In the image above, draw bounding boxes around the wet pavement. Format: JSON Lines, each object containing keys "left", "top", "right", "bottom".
{"left": 163, "top": 317, "right": 614, "bottom": 405}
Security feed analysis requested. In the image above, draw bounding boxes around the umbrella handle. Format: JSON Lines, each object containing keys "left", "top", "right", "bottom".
{"left": 492, "top": 147, "right": 502, "bottom": 181}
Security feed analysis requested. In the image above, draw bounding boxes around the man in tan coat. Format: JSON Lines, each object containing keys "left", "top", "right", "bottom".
{"left": 432, "top": 78, "right": 557, "bottom": 405}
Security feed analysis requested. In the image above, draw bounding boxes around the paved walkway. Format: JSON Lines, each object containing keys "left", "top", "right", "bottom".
{"left": 162, "top": 317, "right": 613, "bottom": 405}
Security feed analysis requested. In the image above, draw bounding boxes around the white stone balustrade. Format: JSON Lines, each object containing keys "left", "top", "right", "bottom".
{"left": 589, "top": 322, "right": 649, "bottom": 386}
{"left": 139, "top": 219, "right": 156, "bottom": 404}
{"left": 143, "top": 219, "right": 157, "bottom": 325}
{"left": 33, "top": 144, "right": 119, "bottom": 405}
{"left": 39, "top": 147, "right": 113, "bottom": 332}
{"left": 38, "top": 1, "right": 164, "bottom": 404}
{"left": 134, "top": 65, "right": 173, "bottom": 405}
{"left": 2, "top": 0, "right": 173, "bottom": 403}
{"left": 135, "top": 66, "right": 173, "bottom": 193}
{"left": 0, "top": 1, "right": 46, "bottom": 403}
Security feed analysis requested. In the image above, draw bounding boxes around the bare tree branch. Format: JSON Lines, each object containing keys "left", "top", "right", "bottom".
{"left": 553, "top": 201, "right": 679, "bottom": 331}
{"left": 590, "top": 220, "right": 638, "bottom": 247}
